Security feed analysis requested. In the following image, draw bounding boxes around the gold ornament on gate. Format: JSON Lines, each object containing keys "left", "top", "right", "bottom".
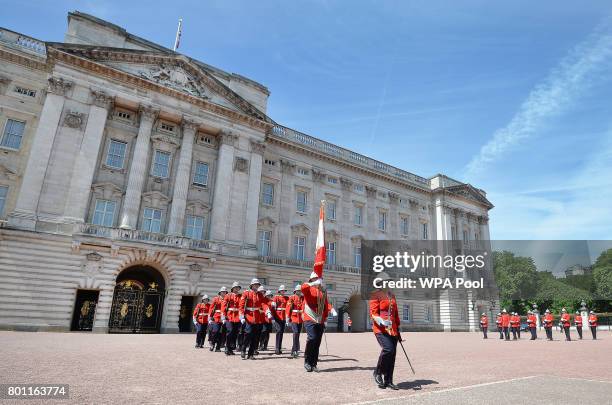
{"left": 80, "top": 301, "right": 90, "bottom": 317}
{"left": 145, "top": 304, "right": 154, "bottom": 318}
{"left": 120, "top": 302, "right": 129, "bottom": 318}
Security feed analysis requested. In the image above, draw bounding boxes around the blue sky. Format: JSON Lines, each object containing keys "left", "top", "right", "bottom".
{"left": 2, "top": 0, "right": 612, "bottom": 240}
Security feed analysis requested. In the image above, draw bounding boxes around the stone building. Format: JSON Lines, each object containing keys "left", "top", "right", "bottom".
{"left": 0, "top": 12, "right": 493, "bottom": 333}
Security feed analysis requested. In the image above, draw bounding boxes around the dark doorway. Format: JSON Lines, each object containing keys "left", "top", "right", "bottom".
{"left": 179, "top": 296, "right": 197, "bottom": 332}
{"left": 71, "top": 290, "right": 99, "bottom": 331}
{"left": 108, "top": 265, "right": 166, "bottom": 333}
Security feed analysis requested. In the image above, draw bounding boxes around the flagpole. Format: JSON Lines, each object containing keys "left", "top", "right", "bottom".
{"left": 173, "top": 18, "right": 183, "bottom": 52}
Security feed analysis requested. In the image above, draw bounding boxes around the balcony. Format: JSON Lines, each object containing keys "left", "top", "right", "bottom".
{"left": 0, "top": 28, "right": 46, "bottom": 57}
{"left": 76, "top": 224, "right": 218, "bottom": 251}
{"left": 258, "top": 255, "right": 361, "bottom": 275}
{"left": 269, "top": 125, "right": 430, "bottom": 189}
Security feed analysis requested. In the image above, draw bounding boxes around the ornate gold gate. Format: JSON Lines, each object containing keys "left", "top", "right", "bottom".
{"left": 109, "top": 279, "right": 164, "bottom": 333}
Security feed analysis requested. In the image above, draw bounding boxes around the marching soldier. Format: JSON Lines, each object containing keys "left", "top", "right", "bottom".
{"left": 527, "top": 310, "right": 537, "bottom": 340}
{"left": 208, "top": 286, "right": 228, "bottom": 351}
{"left": 479, "top": 313, "right": 488, "bottom": 339}
{"left": 560, "top": 308, "right": 571, "bottom": 341}
{"left": 543, "top": 309, "right": 554, "bottom": 341}
{"left": 271, "top": 285, "right": 289, "bottom": 355}
{"left": 192, "top": 295, "right": 210, "bottom": 348}
{"left": 496, "top": 313, "right": 503, "bottom": 339}
{"left": 510, "top": 312, "right": 520, "bottom": 340}
{"left": 221, "top": 281, "right": 242, "bottom": 356}
{"left": 259, "top": 290, "right": 274, "bottom": 351}
{"left": 286, "top": 284, "right": 304, "bottom": 358}
{"left": 574, "top": 311, "right": 583, "bottom": 339}
{"left": 239, "top": 278, "right": 265, "bottom": 360}
{"left": 301, "top": 272, "right": 336, "bottom": 373}
{"left": 501, "top": 309, "right": 510, "bottom": 341}
{"left": 588, "top": 311, "right": 598, "bottom": 340}
{"left": 370, "top": 273, "right": 401, "bottom": 390}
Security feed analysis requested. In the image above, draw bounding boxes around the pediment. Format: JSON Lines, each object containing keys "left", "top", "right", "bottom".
{"left": 444, "top": 184, "right": 493, "bottom": 209}
{"left": 290, "top": 222, "right": 311, "bottom": 233}
{"left": 257, "top": 216, "right": 277, "bottom": 227}
{"left": 47, "top": 44, "right": 269, "bottom": 122}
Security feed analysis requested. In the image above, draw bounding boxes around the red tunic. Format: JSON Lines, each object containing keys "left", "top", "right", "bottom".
{"left": 480, "top": 315, "right": 488, "bottom": 328}
{"left": 192, "top": 303, "right": 210, "bottom": 324}
{"left": 239, "top": 290, "right": 266, "bottom": 324}
{"left": 527, "top": 314, "right": 536, "bottom": 328}
{"left": 574, "top": 315, "right": 582, "bottom": 326}
{"left": 285, "top": 294, "right": 304, "bottom": 324}
{"left": 369, "top": 291, "right": 400, "bottom": 336}
{"left": 208, "top": 296, "right": 224, "bottom": 323}
{"left": 221, "top": 292, "right": 241, "bottom": 323}
{"left": 543, "top": 313, "right": 553, "bottom": 328}
{"left": 560, "top": 313, "right": 570, "bottom": 327}
{"left": 510, "top": 315, "right": 520, "bottom": 328}
{"left": 271, "top": 295, "right": 288, "bottom": 321}
{"left": 300, "top": 282, "right": 330, "bottom": 324}
{"left": 588, "top": 314, "right": 598, "bottom": 327}
{"left": 496, "top": 315, "right": 502, "bottom": 327}
{"left": 501, "top": 313, "right": 510, "bottom": 328}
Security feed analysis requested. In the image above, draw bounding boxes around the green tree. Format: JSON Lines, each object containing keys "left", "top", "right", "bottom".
{"left": 592, "top": 248, "right": 612, "bottom": 305}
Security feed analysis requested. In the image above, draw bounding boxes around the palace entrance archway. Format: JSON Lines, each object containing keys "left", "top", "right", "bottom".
{"left": 108, "top": 265, "right": 166, "bottom": 333}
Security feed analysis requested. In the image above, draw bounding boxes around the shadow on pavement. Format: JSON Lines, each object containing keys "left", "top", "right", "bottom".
{"left": 319, "top": 366, "right": 376, "bottom": 373}
{"left": 318, "top": 357, "right": 358, "bottom": 362}
{"left": 397, "top": 379, "right": 439, "bottom": 391}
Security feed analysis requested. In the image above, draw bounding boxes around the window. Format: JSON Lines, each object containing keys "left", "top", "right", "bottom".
{"left": 327, "top": 177, "right": 338, "bottom": 185}
{"left": 326, "top": 241, "right": 336, "bottom": 264}
{"left": 115, "top": 110, "right": 132, "bottom": 120}
{"left": 326, "top": 283, "right": 335, "bottom": 291}
{"left": 193, "top": 162, "right": 209, "bottom": 186}
{"left": 14, "top": 86, "right": 36, "bottom": 97}
{"left": 378, "top": 210, "right": 387, "bottom": 231}
{"left": 474, "top": 232, "right": 479, "bottom": 241}
{"left": 400, "top": 216, "right": 409, "bottom": 235}
{"left": 459, "top": 305, "right": 467, "bottom": 321}
{"left": 92, "top": 199, "right": 116, "bottom": 227}
{"left": 105, "top": 140, "right": 127, "bottom": 169}
{"left": 463, "top": 230, "right": 469, "bottom": 242}
{"left": 0, "top": 185, "right": 7, "bottom": 216}
{"left": 327, "top": 201, "right": 336, "bottom": 220}
{"left": 1, "top": 119, "right": 25, "bottom": 150}
{"left": 142, "top": 207, "right": 162, "bottom": 233}
{"left": 297, "top": 167, "right": 309, "bottom": 176}
{"left": 354, "top": 205, "right": 363, "bottom": 225}
{"left": 264, "top": 159, "right": 276, "bottom": 167}
{"left": 403, "top": 304, "right": 412, "bottom": 322}
{"left": 451, "top": 225, "right": 457, "bottom": 240}
{"left": 160, "top": 122, "right": 175, "bottom": 132}
{"left": 262, "top": 183, "right": 274, "bottom": 206}
{"left": 297, "top": 191, "right": 307, "bottom": 213}
{"left": 425, "top": 304, "right": 434, "bottom": 322}
{"left": 354, "top": 184, "right": 364, "bottom": 192}
{"left": 185, "top": 215, "right": 205, "bottom": 240}
{"left": 258, "top": 230, "right": 271, "bottom": 256}
{"left": 152, "top": 150, "right": 171, "bottom": 178}
{"left": 422, "top": 223, "right": 429, "bottom": 240}
{"left": 294, "top": 236, "right": 306, "bottom": 260}
{"left": 353, "top": 245, "right": 362, "bottom": 267}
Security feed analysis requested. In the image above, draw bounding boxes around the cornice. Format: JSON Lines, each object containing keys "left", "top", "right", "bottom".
{"left": 0, "top": 47, "right": 50, "bottom": 72}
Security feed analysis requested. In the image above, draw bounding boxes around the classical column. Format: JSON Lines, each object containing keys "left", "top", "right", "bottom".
{"left": 209, "top": 131, "right": 238, "bottom": 241}
{"left": 63, "top": 90, "right": 113, "bottom": 224}
{"left": 365, "top": 185, "right": 377, "bottom": 235}
{"left": 277, "top": 159, "right": 295, "bottom": 256}
{"left": 243, "top": 140, "right": 265, "bottom": 247}
{"left": 167, "top": 118, "right": 197, "bottom": 235}
{"left": 339, "top": 177, "right": 353, "bottom": 265}
{"left": 119, "top": 105, "right": 158, "bottom": 229}
{"left": 9, "top": 77, "right": 73, "bottom": 230}
{"left": 435, "top": 201, "right": 453, "bottom": 240}
{"left": 388, "top": 191, "right": 400, "bottom": 239}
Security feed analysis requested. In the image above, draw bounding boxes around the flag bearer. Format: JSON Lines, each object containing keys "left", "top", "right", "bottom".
{"left": 192, "top": 295, "right": 210, "bottom": 348}
{"left": 286, "top": 284, "right": 304, "bottom": 358}
{"left": 560, "top": 308, "right": 571, "bottom": 341}
{"left": 271, "top": 285, "right": 289, "bottom": 355}
{"left": 239, "top": 278, "right": 266, "bottom": 359}
{"left": 588, "top": 311, "right": 598, "bottom": 340}
{"left": 208, "top": 286, "right": 227, "bottom": 351}
{"left": 543, "top": 309, "right": 554, "bottom": 341}
{"left": 479, "top": 313, "right": 488, "bottom": 339}
{"left": 222, "top": 281, "right": 242, "bottom": 355}
{"left": 574, "top": 311, "right": 583, "bottom": 339}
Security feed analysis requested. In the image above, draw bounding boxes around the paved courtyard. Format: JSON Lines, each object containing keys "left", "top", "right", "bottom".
{"left": 1, "top": 330, "right": 611, "bottom": 404}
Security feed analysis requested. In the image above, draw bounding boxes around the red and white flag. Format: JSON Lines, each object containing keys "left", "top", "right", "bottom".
{"left": 313, "top": 201, "right": 326, "bottom": 278}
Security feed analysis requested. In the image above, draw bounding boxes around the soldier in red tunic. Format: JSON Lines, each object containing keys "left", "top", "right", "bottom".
{"left": 560, "top": 308, "right": 571, "bottom": 341}
{"left": 574, "top": 311, "right": 583, "bottom": 339}
{"left": 369, "top": 273, "right": 401, "bottom": 390}
{"left": 221, "top": 281, "right": 241, "bottom": 355}
{"left": 239, "top": 278, "right": 266, "bottom": 359}
{"left": 479, "top": 313, "right": 488, "bottom": 339}
{"left": 192, "top": 295, "right": 210, "bottom": 348}
{"left": 543, "top": 309, "right": 554, "bottom": 341}
{"left": 259, "top": 290, "right": 274, "bottom": 351}
{"left": 501, "top": 309, "right": 511, "bottom": 341}
{"left": 527, "top": 311, "right": 537, "bottom": 340}
{"left": 285, "top": 284, "right": 304, "bottom": 359}
{"left": 496, "top": 313, "right": 503, "bottom": 339}
{"left": 588, "top": 311, "right": 598, "bottom": 340}
{"left": 208, "top": 286, "right": 227, "bottom": 351}
{"left": 271, "top": 285, "right": 289, "bottom": 355}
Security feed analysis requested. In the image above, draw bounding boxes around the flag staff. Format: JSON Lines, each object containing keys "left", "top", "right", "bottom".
{"left": 173, "top": 18, "right": 183, "bottom": 52}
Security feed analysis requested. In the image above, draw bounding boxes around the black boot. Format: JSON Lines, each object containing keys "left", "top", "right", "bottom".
{"left": 374, "top": 370, "right": 384, "bottom": 387}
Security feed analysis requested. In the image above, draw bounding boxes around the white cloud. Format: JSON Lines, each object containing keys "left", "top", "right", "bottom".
{"left": 465, "top": 18, "right": 612, "bottom": 178}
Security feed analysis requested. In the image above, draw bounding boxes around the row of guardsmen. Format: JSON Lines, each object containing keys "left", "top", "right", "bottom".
{"left": 191, "top": 273, "right": 338, "bottom": 370}
{"left": 479, "top": 308, "right": 599, "bottom": 341}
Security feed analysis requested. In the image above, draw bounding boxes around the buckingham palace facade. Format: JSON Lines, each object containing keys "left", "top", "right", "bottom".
{"left": 0, "top": 12, "right": 494, "bottom": 333}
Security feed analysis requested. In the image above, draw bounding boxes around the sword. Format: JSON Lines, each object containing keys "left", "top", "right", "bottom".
{"left": 323, "top": 327, "right": 329, "bottom": 355}
{"left": 398, "top": 337, "right": 415, "bottom": 375}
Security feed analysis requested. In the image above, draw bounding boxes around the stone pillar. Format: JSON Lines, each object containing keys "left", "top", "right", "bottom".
{"left": 119, "top": 105, "right": 158, "bottom": 229}
{"left": 243, "top": 140, "right": 265, "bottom": 246}
{"left": 365, "top": 186, "right": 377, "bottom": 235}
{"left": 435, "top": 201, "right": 453, "bottom": 240}
{"left": 339, "top": 177, "right": 353, "bottom": 265}
{"left": 9, "top": 77, "right": 73, "bottom": 230}
{"left": 209, "top": 131, "right": 237, "bottom": 241}
{"left": 167, "top": 118, "right": 197, "bottom": 235}
{"left": 388, "top": 192, "right": 399, "bottom": 239}
{"left": 277, "top": 159, "right": 295, "bottom": 256}
{"left": 63, "top": 90, "right": 113, "bottom": 224}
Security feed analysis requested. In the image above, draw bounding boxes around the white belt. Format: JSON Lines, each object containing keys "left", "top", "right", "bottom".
{"left": 246, "top": 307, "right": 260, "bottom": 311}
{"left": 228, "top": 308, "right": 239, "bottom": 311}
{"left": 276, "top": 307, "right": 286, "bottom": 311}
{"left": 292, "top": 310, "right": 302, "bottom": 313}
{"left": 214, "top": 310, "right": 221, "bottom": 313}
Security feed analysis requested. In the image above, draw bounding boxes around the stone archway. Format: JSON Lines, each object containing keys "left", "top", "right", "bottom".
{"left": 108, "top": 265, "right": 166, "bottom": 333}
{"left": 346, "top": 293, "right": 368, "bottom": 332}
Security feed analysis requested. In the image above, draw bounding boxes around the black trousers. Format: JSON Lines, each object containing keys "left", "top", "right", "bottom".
{"left": 530, "top": 327, "right": 537, "bottom": 340}
{"left": 481, "top": 326, "right": 488, "bottom": 339}
{"left": 210, "top": 322, "right": 224, "bottom": 349}
{"left": 304, "top": 321, "right": 324, "bottom": 367}
{"left": 290, "top": 322, "right": 302, "bottom": 353}
{"left": 260, "top": 323, "right": 271, "bottom": 349}
{"left": 563, "top": 326, "right": 571, "bottom": 341}
{"left": 511, "top": 327, "right": 517, "bottom": 340}
{"left": 590, "top": 326, "right": 597, "bottom": 339}
{"left": 375, "top": 333, "right": 398, "bottom": 383}
{"left": 545, "top": 327, "right": 553, "bottom": 340}
{"left": 225, "top": 321, "right": 240, "bottom": 351}
{"left": 517, "top": 327, "right": 521, "bottom": 338}
{"left": 195, "top": 322, "right": 208, "bottom": 347}
{"left": 241, "top": 322, "right": 262, "bottom": 356}
{"left": 576, "top": 325, "right": 583, "bottom": 339}
{"left": 237, "top": 322, "right": 245, "bottom": 347}
{"left": 275, "top": 320, "right": 286, "bottom": 351}
{"left": 503, "top": 327, "right": 510, "bottom": 340}
{"left": 498, "top": 327, "right": 503, "bottom": 339}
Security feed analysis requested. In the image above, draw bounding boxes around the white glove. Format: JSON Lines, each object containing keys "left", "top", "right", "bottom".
{"left": 383, "top": 319, "right": 392, "bottom": 327}
{"left": 330, "top": 308, "right": 338, "bottom": 317}
{"left": 192, "top": 318, "right": 197, "bottom": 326}
{"left": 374, "top": 316, "right": 385, "bottom": 327}
{"left": 240, "top": 316, "right": 246, "bottom": 324}
{"left": 310, "top": 279, "right": 322, "bottom": 286}
{"left": 221, "top": 315, "right": 226, "bottom": 323}
{"left": 266, "top": 310, "right": 273, "bottom": 320}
